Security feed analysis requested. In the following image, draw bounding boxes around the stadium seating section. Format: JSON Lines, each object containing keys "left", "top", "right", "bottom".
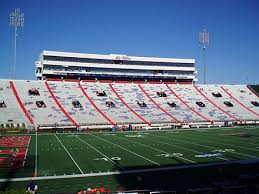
{"left": 0, "top": 80, "right": 258, "bottom": 129}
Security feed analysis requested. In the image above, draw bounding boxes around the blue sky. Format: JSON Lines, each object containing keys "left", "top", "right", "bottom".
{"left": 0, "top": 0, "right": 258, "bottom": 84}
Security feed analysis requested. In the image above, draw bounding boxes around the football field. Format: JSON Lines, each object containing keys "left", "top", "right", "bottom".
{"left": 1, "top": 126, "right": 259, "bottom": 192}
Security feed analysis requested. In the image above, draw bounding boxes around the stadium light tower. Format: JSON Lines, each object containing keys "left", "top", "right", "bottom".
{"left": 10, "top": 8, "right": 24, "bottom": 79}
{"left": 199, "top": 29, "right": 209, "bottom": 84}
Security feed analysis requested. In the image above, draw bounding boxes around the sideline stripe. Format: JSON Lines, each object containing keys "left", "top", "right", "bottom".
{"left": 115, "top": 135, "right": 196, "bottom": 163}
{"left": 76, "top": 136, "right": 125, "bottom": 170}
{"left": 54, "top": 134, "right": 84, "bottom": 174}
{"left": 89, "top": 133, "right": 160, "bottom": 166}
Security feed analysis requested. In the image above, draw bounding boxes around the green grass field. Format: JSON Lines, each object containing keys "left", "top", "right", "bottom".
{"left": 1, "top": 126, "right": 259, "bottom": 193}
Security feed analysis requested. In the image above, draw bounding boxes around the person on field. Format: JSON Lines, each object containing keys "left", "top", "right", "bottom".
{"left": 26, "top": 179, "right": 38, "bottom": 194}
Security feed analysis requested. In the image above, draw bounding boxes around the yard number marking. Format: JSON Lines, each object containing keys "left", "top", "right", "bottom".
{"left": 212, "top": 149, "right": 235, "bottom": 153}
{"left": 104, "top": 134, "right": 116, "bottom": 136}
{"left": 125, "top": 135, "right": 143, "bottom": 138}
{"left": 94, "top": 157, "right": 121, "bottom": 161}
{"left": 195, "top": 153, "right": 222, "bottom": 158}
{"left": 156, "top": 153, "right": 183, "bottom": 158}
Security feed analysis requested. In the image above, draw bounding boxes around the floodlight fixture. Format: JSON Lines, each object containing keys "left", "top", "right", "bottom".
{"left": 199, "top": 29, "right": 209, "bottom": 84}
{"left": 10, "top": 8, "right": 24, "bottom": 79}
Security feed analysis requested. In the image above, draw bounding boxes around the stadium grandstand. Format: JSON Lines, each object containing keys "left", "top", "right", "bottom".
{"left": 1, "top": 51, "right": 259, "bottom": 194}
{"left": 1, "top": 0, "right": 259, "bottom": 193}
{"left": 0, "top": 50, "right": 258, "bottom": 131}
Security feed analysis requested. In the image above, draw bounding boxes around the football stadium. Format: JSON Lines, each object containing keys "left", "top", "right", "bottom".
{"left": 1, "top": 1, "right": 259, "bottom": 194}
{"left": 1, "top": 50, "right": 259, "bottom": 193}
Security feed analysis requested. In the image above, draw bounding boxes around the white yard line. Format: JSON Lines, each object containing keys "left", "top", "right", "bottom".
{"left": 115, "top": 135, "right": 196, "bottom": 163}
{"left": 35, "top": 132, "right": 38, "bottom": 177}
{"left": 27, "top": 135, "right": 31, "bottom": 147}
{"left": 1, "top": 158, "right": 258, "bottom": 183}
{"left": 76, "top": 136, "right": 125, "bottom": 170}
{"left": 54, "top": 134, "right": 84, "bottom": 174}
{"left": 89, "top": 133, "right": 160, "bottom": 166}
{"left": 151, "top": 133, "right": 257, "bottom": 159}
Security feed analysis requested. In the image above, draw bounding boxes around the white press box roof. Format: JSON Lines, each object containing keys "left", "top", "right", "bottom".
{"left": 41, "top": 50, "right": 195, "bottom": 64}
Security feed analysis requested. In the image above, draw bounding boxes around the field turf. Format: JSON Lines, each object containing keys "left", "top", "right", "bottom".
{"left": 1, "top": 126, "right": 259, "bottom": 193}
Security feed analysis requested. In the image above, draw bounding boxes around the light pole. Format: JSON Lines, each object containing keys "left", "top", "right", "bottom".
{"left": 10, "top": 8, "right": 24, "bottom": 79}
{"left": 199, "top": 29, "right": 209, "bottom": 84}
